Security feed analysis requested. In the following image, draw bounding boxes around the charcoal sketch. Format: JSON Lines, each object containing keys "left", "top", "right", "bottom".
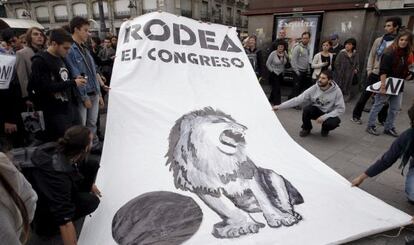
{"left": 166, "top": 107, "right": 304, "bottom": 238}
{"left": 112, "top": 191, "right": 203, "bottom": 245}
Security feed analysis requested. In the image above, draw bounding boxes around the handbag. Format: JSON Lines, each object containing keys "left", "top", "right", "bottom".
{"left": 21, "top": 107, "right": 45, "bottom": 133}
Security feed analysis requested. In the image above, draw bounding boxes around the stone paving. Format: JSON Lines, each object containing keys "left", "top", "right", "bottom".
{"left": 269, "top": 81, "right": 414, "bottom": 244}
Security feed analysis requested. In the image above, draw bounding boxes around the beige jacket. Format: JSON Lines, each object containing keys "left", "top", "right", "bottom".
{"left": 0, "top": 153, "right": 37, "bottom": 245}
{"left": 15, "top": 47, "right": 35, "bottom": 98}
{"left": 366, "top": 36, "right": 393, "bottom": 76}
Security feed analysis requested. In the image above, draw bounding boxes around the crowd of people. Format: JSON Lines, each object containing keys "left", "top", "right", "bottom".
{"left": 244, "top": 16, "right": 414, "bottom": 139}
{"left": 0, "top": 14, "right": 414, "bottom": 245}
{"left": 0, "top": 16, "right": 117, "bottom": 244}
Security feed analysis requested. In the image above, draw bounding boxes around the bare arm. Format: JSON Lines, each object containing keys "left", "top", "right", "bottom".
{"left": 60, "top": 222, "right": 77, "bottom": 245}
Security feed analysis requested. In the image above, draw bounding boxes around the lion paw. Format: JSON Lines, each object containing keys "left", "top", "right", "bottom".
{"left": 264, "top": 212, "right": 301, "bottom": 228}
{"left": 212, "top": 220, "right": 265, "bottom": 238}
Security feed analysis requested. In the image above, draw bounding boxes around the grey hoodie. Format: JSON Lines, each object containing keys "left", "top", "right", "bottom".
{"left": 279, "top": 81, "right": 345, "bottom": 121}
{"left": 291, "top": 42, "right": 311, "bottom": 74}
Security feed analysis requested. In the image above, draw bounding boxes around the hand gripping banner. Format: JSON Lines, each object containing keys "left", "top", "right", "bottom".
{"left": 79, "top": 12, "right": 412, "bottom": 245}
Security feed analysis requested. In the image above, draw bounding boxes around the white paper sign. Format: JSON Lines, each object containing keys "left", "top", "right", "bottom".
{"left": 79, "top": 12, "right": 412, "bottom": 245}
{"left": 366, "top": 77, "right": 404, "bottom": 95}
{"left": 0, "top": 54, "right": 16, "bottom": 90}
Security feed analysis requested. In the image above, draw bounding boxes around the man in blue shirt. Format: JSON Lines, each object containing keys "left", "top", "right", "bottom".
{"left": 65, "top": 17, "right": 104, "bottom": 148}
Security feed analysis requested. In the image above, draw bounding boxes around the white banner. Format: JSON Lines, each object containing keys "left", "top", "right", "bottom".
{"left": 366, "top": 77, "right": 404, "bottom": 95}
{"left": 0, "top": 54, "right": 16, "bottom": 90}
{"left": 79, "top": 12, "right": 412, "bottom": 245}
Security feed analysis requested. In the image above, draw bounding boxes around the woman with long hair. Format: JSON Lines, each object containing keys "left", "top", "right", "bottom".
{"left": 0, "top": 152, "right": 37, "bottom": 244}
{"left": 30, "top": 125, "right": 100, "bottom": 244}
{"left": 366, "top": 31, "right": 413, "bottom": 137}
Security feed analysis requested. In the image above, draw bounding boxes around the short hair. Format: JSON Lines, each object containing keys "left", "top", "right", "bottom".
{"left": 69, "top": 16, "right": 90, "bottom": 34}
{"left": 302, "top": 32, "right": 311, "bottom": 38}
{"left": 385, "top": 17, "right": 402, "bottom": 30}
{"left": 321, "top": 39, "right": 332, "bottom": 46}
{"left": 49, "top": 28, "right": 73, "bottom": 45}
{"left": 25, "top": 27, "right": 46, "bottom": 49}
{"left": 1, "top": 28, "right": 17, "bottom": 44}
{"left": 344, "top": 38, "right": 357, "bottom": 50}
{"left": 319, "top": 70, "right": 333, "bottom": 80}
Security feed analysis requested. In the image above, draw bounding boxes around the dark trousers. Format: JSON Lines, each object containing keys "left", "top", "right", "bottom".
{"left": 302, "top": 105, "right": 341, "bottom": 132}
{"left": 269, "top": 72, "right": 283, "bottom": 105}
{"left": 352, "top": 73, "right": 388, "bottom": 122}
{"left": 289, "top": 71, "right": 312, "bottom": 99}
{"left": 40, "top": 104, "right": 80, "bottom": 142}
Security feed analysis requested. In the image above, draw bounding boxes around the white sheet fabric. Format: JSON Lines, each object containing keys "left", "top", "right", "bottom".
{"left": 79, "top": 12, "right": 412, "bottom": 245}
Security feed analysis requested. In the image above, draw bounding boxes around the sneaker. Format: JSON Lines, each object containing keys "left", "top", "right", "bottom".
{"left": 321, "top": 130, "right": 329, "bottom": 137}
{"left": 366, "top": 127, "right": 380, "bottom": 136}
{"left": 350, "top": 118, "right": 362, "bottom": 125}
{"left": 384, "top": 128, "right": 399, "bottom": 137}
{"left": 299, "top": 129, "right": 311, "bottom": 137}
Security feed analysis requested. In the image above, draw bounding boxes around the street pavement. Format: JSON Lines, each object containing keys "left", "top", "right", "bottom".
{"left": 267, "top": 80, "right": 414, "bottom": 244}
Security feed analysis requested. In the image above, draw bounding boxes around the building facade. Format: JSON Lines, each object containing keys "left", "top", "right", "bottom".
{"left": 244, "top": 0, "right": 414, "bottom": 82}
{"left": 2, "top": 0, "right": 248, "bottom": 36}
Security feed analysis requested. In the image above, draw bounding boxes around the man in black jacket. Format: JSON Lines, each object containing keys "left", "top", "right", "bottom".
{"left": 28, "top": 28, "right": 87, "bottom": 142}
{"left": 28, "top": 126, "right": 101, "bottom": 242}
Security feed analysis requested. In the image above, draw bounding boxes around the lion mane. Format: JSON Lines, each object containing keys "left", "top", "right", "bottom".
{"left": 166, "top": 107, "right": 252, "bottom": 196}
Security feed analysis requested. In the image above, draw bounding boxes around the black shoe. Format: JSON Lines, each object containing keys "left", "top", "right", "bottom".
{"left": 384, "top": 128, "right": 399, "bottom": 137}
{"left": 321, "top": 130, "right": 329, "bottom": 137}
{"left": 299, "top": 129, "right": 310, "bottom": 137}
{"left": 366, "top": 127, "right": 379, "bottom": 136}
{"left": 350, "top": 118, "right": 362, "bottom": 125}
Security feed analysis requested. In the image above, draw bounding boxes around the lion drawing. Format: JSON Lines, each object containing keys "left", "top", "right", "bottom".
{"left": 165, "top": 107, "right": 304, "bottom": 239}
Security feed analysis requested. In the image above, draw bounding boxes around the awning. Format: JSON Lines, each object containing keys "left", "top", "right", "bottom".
{"left": 0, "top": 18, "right": 44, "bottom": 30}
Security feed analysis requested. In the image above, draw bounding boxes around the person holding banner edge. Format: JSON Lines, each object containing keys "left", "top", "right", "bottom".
{"left": 366, "top": 31, "right": 413, "bottom": 137}
{"left": 352, "top": 103, "right": 414, "bottom": 203}
{"left": 272, "top": 70, "right": 345, "bottom": 137}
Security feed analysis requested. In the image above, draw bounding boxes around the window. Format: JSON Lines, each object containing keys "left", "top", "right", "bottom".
{"left": 72, "top": 3, "right": 88, "bottom": 18}
{"left": 200, "top": 1, "right": 208, "bottom": 19}
{"left": 143, "top": 0, "right": 157, "bottom": 14}
{"left": 114, "top": 0, "right": 130, "bottom": 18}
{"left": 214, "top": 4, "right": 222, "bottom": 22}
{"left": 92, "top": 1, "right": 109, "bottom": 19}
{"left": 180, "top": 0, "right": 191, "bottom": 18}
{"left": 54, "top": 5, "right": 68, "bottom": 22}
{"left": 15, "top": 8, "right": 27, "bottom": 19}
{"left": 226, "top": 7, "right": 232, "bottom": 24}
{"left": 35, "top": 6, "right": 49, "bottom": 23}
{"left": 236, "top": 9, "right": 241, "bottom": 26}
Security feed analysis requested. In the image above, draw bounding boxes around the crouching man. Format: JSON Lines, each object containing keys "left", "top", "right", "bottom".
{"left": 272, "top": 70, "right": 345, "bottom": 137}
{"left": 27, "top": 125, "right": 101, "bottom": 244}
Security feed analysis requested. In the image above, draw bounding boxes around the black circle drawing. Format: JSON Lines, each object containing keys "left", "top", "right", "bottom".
{"left": 112, "top": 191, "right": 203, "bottom": 245}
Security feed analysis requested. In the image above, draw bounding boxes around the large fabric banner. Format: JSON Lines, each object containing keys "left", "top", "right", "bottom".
{"left": 79, "top": 12, "right": 411, "bottom": 245}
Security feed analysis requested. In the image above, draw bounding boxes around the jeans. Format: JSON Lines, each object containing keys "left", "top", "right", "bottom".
{"left": 352, "top": 73, "right": 388, "bottom": 121}
{"left": 367, "top": 92, "right": 403, "bottom": 131}
{"left": 78, "top": 94, "right": 100, "bottom": 144}
{"left": 405, "top": 162, "right": 414, "bottom": 202}
{"left": 302, "top": 105, "right": 341, "bottom": 132}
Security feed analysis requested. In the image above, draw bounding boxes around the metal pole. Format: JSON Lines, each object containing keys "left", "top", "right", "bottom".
{"left": 98, "top": 0, "right": 107, "bottom": 39}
